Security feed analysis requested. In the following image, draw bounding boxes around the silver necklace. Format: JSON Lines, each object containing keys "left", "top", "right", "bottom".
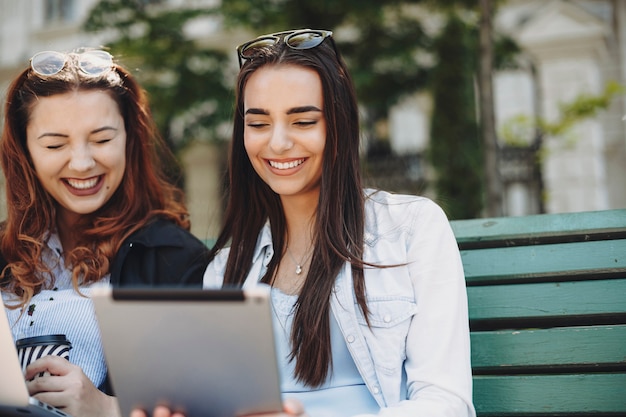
{"left": 285, "top": 246, "right": 311, "bottom": 275}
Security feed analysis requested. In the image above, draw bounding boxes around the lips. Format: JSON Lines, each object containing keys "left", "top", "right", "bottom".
{"left": 268, "top": 158, "right": 305, "bottom": 170}
{"left": 66, "top": 177, "right": 99, "bottom": 190}
{"left": 63, "top": 175, "right": 104, "bottom": 196}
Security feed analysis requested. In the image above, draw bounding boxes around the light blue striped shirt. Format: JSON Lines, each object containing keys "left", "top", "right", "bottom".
{"left": 2, "top": 232, "right": 109, "bottom": 389}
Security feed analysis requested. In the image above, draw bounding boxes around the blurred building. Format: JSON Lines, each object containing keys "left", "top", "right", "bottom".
{"left": 388, "top": 0, "right": 626, "bottom": 216}
{"left": 0, "top": 0, "right": 624, "bottom": 239}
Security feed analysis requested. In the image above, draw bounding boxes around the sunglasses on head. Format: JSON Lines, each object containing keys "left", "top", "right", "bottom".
{"left": 30, "top": 50, "right": 114, "bottom": 77}
{"left": 236, "top": 29, "right": 335, "bottom": 68}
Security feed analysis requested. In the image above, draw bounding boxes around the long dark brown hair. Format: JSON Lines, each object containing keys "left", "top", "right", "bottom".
{"left": 1, "top": 50, "right": 190, "bottom": 308}
{"left": 211, "top": 34, "right": 368, "bottom": 387}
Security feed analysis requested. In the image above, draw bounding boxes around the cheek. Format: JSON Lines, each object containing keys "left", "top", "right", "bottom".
{"left": 26, "top": 142, "right": 42, "bottom": 171}
{"left": 99, "top": 148, "right": 127, "bottom": 192}
{"left": 28, "top": 150, "right": 54, "bottom": 177}
{"left": 243, "top": 135, "right": 260, "bottom": 160}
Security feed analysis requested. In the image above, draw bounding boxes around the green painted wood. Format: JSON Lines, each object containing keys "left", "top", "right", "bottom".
{"left": 454, "top": 210, "right": 626, "bottom": 414}
{"left": 471, "top": 325, "right": 626, "bottom": 369}
{"left": 461, "top": 239, "right": 626, "bottom": 283}
{"left": 473, "top": 373, "right": 626, "bottom": 414}
{"left": 451, "top": 209, "right": 626, "bottom": 246}
{"left": 468, "top": 279, "right": 626, "bottom": 320}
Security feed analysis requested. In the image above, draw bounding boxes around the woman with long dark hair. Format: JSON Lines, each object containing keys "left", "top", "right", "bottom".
{"left": 201, "top": 29, "right": 475, "bottom": 416}
{"left": 135, "top": 28, "right": 474, "bottom": 417}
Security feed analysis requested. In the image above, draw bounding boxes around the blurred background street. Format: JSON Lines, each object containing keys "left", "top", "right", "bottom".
{"left": 1, "top": 0, "right": 624, "bottom": 240}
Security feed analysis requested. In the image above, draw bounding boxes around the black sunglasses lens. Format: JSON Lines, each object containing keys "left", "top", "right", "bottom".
{"left": 240, "top": 37, "right": 279, "bottom": 59}
{"left": 286, "top": 32, "right": 325, "bottom": 49}
{"left": 237, "top": 30, "right": 332, "bottom": 66}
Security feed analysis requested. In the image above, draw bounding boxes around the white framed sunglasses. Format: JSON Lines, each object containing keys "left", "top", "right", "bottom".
{"left": 30, "top": 50, "right": 114, "bottom": 77}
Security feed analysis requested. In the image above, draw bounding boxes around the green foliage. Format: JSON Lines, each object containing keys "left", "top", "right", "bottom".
{"left": 428, "top": 13, "right": 484, "bottom": 219}
{"left": 500, "top": 81, "right": 625, "bottom": 144}
{"left": 83, "top": 0, "right": 518, "bottom": 214}
{"left": 222, "top": 0, "right": 436, "bottom": 127}
{"left": 542, "top": 81, "right": 625, "bottom": 137}
{"left": 499, "top": 114, "right": 536, "bottom": 147}
{"left": 83, "top": 0, "right": 233, "bottom": 152}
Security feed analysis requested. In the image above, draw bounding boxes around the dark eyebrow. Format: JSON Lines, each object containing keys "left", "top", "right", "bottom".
{"left": 244, "top": 106, "right": 321, "bottom": 116}
{"left": 245, "top": 108, "right": 269, "bottom": 115}
{"left": 287, "top": 106, "right": 321, "bottom": 115}
{"left": 37, "top": 126, "right": 117, "bottom": 140}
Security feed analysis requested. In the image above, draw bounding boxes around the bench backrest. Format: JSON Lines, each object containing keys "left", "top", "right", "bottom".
{"left": 451, "top": 209, "right": 626, "bottom": 416}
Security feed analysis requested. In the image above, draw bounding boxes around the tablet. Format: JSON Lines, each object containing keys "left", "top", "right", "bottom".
{"left": 92, "top": 286, "right": 282, "bottom": 417}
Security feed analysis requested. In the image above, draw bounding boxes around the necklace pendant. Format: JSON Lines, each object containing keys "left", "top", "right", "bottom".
{"left": 295, "top": 265, "right": 302, "bottom": 275}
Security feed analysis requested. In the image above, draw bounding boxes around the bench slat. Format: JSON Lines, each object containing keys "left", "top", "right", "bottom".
{"left": 473, "top": 373, "right": 626, "bottom": 414}
{"left": 471, "top": 325, "right": 626, "bottom": 370}
{"left": 461, "top": 239, "right": 626, "bottom": 284}
{"left": 452, "top": 209, "right": 626, "bottom": 248}
{"left": 450, "top": 210, "right": 626, "bottom": 416}
{"left": 468, "top": 278, "right": 626, "bottom": 322}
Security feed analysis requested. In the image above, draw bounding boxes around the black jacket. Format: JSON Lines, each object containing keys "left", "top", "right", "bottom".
{"left": 1, "top": 218, "right": 211, "bottom": 394}
{"left": 0, "top": 218, "right": 210, "bottom": 289}
{"left": 109, "top": 218, "right": 210, "bottom": 288}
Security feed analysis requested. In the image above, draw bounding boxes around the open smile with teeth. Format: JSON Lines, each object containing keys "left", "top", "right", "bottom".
{"left": 66, "top": 176, "right": 100, "bottom": 190}
{"left": 268, "top": 158, "right": 305, "bottom": 170}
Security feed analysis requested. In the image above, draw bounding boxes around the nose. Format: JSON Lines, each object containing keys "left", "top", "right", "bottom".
{"left": 68, "top": 144, "right": 96, "bottom": 172}
{"left": 269, "top": 124, "right": 294, "bottom": 153}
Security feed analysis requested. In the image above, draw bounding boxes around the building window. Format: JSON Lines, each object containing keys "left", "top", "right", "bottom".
{"left": 44, "top": 0, "right": 75, "bottom": 24}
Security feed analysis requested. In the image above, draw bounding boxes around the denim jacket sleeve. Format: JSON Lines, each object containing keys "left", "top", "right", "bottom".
{"left": 331, "top": 191, "right": 475, "bottom": 417}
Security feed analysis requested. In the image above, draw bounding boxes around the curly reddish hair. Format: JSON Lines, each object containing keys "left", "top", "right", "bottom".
{"left": 1, "top": 51, "right": 190, "bottom": 308}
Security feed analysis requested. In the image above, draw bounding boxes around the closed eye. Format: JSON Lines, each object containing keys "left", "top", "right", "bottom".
{"left": 294, "top": 120, "right": 317, "bottom": 126}
{"left": 46, "top": 144, "right": 64, "bottom": 150}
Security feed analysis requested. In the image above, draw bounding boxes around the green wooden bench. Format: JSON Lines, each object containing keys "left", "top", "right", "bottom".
{"left": 450, "top": 209, "right": 626, "bottom": 416}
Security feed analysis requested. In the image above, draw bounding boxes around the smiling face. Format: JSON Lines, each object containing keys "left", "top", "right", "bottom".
{"left": 26, "top": 90, "right": 126, "bottom": 223}
{"left": 243, "top": 64, "right": 326, "bottom": 202}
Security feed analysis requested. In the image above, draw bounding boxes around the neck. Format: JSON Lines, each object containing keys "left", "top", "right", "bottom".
{"left": 55, "top": 209, "right": 85, "bottom": 252}
{"left": 280, "top": 190, "right": 318, "bottom": 240}
{"left": 271, "top": 192, "right": 318, "bottom": 294}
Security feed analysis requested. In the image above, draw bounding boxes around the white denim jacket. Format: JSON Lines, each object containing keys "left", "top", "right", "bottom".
{"left": 203, "top": 190, "right": 476, "bottom": 417}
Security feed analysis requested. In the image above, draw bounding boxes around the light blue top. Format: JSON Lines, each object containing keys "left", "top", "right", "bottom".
{"left": 205, "top": 190, "right": 476, "bottom": 417}
{"left": 2, "top": 232, "right": 109, "bottom": 389}
{"left": 271, "top": 288, "right": 379, "bottom": 417}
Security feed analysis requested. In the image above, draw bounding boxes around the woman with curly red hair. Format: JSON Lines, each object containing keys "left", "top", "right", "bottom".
{"left": 1, "top": 49, "right": 209, "bottom": 417}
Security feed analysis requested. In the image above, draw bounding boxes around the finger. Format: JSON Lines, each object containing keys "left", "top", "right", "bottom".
{"left": 130, "top": 409, "right": 148, "bottom": 417}
{"left": 32, "top": 391, "right": 68, "bottom": 409}
{"left": 282, "top": 398, "right": 306, "bottom": 416}
{"left": 153, "top": 405, "right": 174, "bottom": 417}
{"left": 24, "top": 355, "right": 71, "bottom": 380}
{"left": 27, "top": 375, "right": 65, "bottom": 397}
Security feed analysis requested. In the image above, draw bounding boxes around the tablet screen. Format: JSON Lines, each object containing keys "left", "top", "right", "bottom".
{"left": 92, "top": 286, "right": 282, "bottom": 417}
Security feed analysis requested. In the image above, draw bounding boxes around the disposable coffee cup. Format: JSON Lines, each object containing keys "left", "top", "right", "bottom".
{"left": 16, "top": 334, "right": 72, "bottom": 377}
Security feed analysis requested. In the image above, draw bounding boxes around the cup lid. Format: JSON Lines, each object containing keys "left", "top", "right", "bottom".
{"left": 16, "top": 334, "right": 72, "bottom": 348}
